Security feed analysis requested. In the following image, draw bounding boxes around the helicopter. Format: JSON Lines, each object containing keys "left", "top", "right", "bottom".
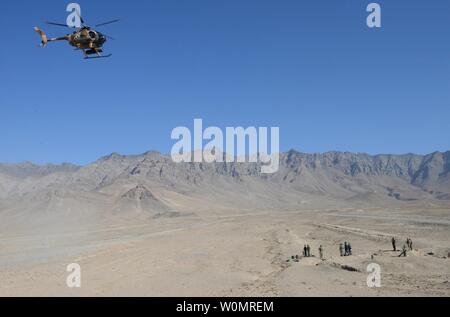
{"left": 34, "top": 14, "right": 119, "bottom": 59}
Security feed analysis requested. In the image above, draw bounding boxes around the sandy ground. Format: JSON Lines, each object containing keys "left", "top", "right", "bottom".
{"left": 0, "top": 207, "right": 449, "bottom": 297}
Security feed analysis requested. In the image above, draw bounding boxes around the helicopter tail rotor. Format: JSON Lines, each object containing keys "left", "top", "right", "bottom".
{"left": 34, "top": 27, "right": 48, "bottom": 47}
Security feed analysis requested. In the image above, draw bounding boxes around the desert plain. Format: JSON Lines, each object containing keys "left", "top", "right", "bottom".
{"left": 0, "top": 151, "right": 449, "bottom": 296}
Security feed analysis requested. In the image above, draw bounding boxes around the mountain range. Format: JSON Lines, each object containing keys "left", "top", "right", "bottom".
{"left": 1, "top": 150, "right": 449, "bottom": 232}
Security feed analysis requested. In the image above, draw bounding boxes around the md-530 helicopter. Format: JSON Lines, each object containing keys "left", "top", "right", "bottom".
{"left": 34, "top": 13, "right": 119, "bottom": 59}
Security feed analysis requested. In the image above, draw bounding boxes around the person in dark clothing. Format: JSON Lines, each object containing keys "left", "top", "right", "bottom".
{"left": 303, "top": 245, "right": 307, "bottom": 257}
{"left": 407, "top": 238, "right": 413, "bottom": 251}
{"left": 392, "top": 237, "right": 397, "bottom": 252}
{"left": 344, "top": 242, "right": 348, "bottom": 256}
{"left": 348, "top": 243, "right": 352, "bottom": 256}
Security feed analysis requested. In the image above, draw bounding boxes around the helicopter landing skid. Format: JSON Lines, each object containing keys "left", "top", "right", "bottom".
{"left": 84, "top": 54, "right": 112, "bottom": 60}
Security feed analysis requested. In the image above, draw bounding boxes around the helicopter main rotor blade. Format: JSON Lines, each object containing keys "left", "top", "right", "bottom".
{"left": 95, "top": 19, "right": 120, "bottom": 27}
{"left": 46, "top": 21, "right": 72, "bottom": 28}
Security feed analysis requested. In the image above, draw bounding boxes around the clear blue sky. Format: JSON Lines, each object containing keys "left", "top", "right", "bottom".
{"left": 1, "top": 0, "right": 449, "bottom": 165}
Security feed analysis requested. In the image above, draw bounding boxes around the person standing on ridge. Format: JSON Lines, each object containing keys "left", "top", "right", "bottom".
{"left": 319, "top": 245, "right": 324, "bottom": 260}
{"left": 339, "top": 243, "right": 344, "bottom": 257}
{"left": 392, "top": 237, "right": 397, "bottom": 252}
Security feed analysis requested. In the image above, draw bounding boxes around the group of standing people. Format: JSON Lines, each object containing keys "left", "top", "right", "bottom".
{"left": 301, "top": 244, "right": 325, "bottom": 260}
{"left": 339, "top": 242, "right": 352, "bottom": 257}
{"left": 392, "top": 237, "right": 413, "bottom": 257}
{"left": 303, "top": 245, "right": 312, "bottom": 257}
{"left": 293, "top": 236, "right": 414, "bottom": 263}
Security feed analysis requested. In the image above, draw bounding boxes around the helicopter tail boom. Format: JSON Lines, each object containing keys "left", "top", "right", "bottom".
{"left": 34, "top": 27, "right": 68, "bottom": 47}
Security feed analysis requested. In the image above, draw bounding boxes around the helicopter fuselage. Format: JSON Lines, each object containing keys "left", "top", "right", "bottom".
{"left": 68, "top": 27, "right": 107, "bottom": 50}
